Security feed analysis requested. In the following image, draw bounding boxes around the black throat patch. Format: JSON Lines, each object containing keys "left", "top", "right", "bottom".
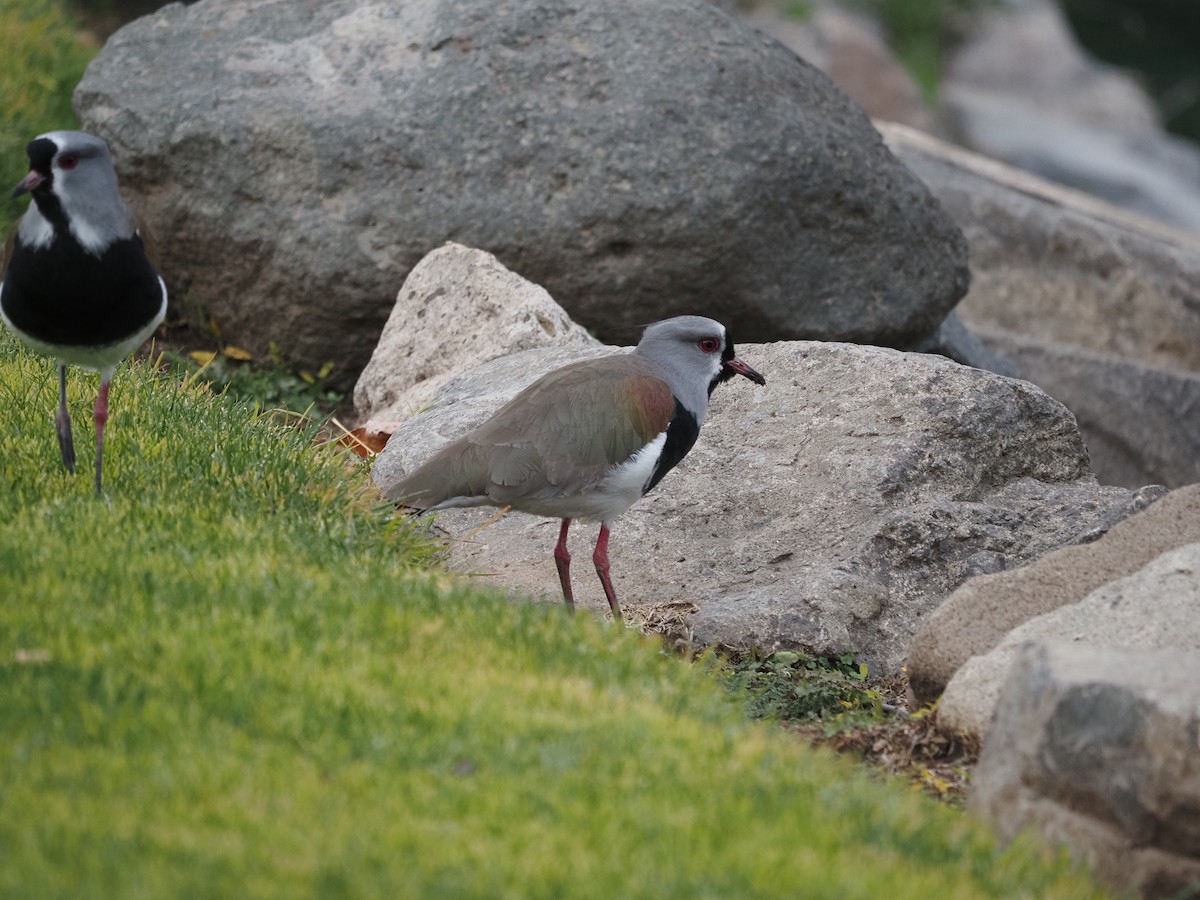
{"left": 23, "top": 137, "right": 68, "bottom": 235}
{"left": 710, "top": 335, "right": 739, "bottom": 396}
{"left": 643, "top": 399, "right": 700, "bottom": 495}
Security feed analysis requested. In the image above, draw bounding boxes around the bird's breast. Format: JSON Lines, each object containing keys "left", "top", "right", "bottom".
{"left": 1, "top": 236, "right": 165, "bottom": 350}
{"left": 512, "top": 431, "right": 668, "bottom": 523}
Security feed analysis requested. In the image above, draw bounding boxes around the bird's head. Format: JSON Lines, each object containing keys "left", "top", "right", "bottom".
{"left": 11, "top": 131, "right": 133, "bottom": 255}
{"left": 635, "top": 316, "right": 766, "bottom": 419}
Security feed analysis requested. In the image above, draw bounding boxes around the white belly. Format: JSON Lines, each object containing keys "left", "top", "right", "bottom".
{"left": 431, "top": 432, "right": 667, "bottom": 524}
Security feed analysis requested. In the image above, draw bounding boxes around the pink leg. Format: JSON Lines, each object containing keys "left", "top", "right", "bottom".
{"left": 553, "top": 518, "right": 575, "bottom": 612}
{"left": 93, "top": 377, "right": 110, "bottom": 494}
{"left": 592, "top": 522, "right": 623, "bottom": 623}
{"left": 56, "top": 364, "right": 76, "bottom": 474}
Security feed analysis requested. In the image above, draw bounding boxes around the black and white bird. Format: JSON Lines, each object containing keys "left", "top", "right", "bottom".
{"left": 1, "top": 131, "right": 167, "bottom": 493}
{"left": 387, "top": 315, "right": 766, "bottom": 621}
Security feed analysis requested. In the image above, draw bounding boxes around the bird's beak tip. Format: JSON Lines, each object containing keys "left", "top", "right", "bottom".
{"left": 726, "top": 357, "right": 766, "bottom": 386}
{"left": 11, "top": 171, "right": 43, "bottom": 199}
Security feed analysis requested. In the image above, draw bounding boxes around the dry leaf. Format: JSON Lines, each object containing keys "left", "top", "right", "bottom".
{"left": 335, "top": 425, "right": 393, "bottom": 457}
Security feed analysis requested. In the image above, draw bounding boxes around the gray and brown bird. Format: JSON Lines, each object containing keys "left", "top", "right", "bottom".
{"left": 1, "top": 131, "right": 167, "bottom": 493}
{"left": 386, "top": 315, "right": 766, "bottom": 621}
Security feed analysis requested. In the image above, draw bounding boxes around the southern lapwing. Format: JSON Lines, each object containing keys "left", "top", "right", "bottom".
{"left": 1, "top": 131, "right": 168, "bottom": 493}
{"left": 386, "top": 315, "right": 765, "bottom": 621}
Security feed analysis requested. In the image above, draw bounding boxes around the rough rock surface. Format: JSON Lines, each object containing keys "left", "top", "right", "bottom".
{"left": 373, "top": 330, "right": 1149, "bottom": 675}
{"left": 979, "top": 329, "right": 1200, "bottom": 489}
{"left": 353, "top": 243, "right": 601, "bottom": 425}
{"left": 76, "top": 0, "right": 967, "bottom": 386}
{"left": 882, "top": 122, "right": 1200, "bottom": 489}
{"left": 939, "top": 542, "right": 1200, "bottom": 736}
{"left": 908, "top": 483, "right": 1194, "bottom": 707}
{"left": 971, "top": 642, "right": 1200, "bottom": 899}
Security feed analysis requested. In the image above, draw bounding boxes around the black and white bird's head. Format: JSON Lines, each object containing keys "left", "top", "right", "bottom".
{"left": 634, "top": 315, "right": 765, "bottom": 424}
{"left": 11, "top": 131, "right": 136, "bottom": 258}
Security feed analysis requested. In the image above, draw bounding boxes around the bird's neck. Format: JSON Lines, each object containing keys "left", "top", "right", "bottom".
{"left": 24, "top": 192, "right": 122, "bottom": 258}
{"left": 633, "top": 351, "right": 714, "bottom": 428}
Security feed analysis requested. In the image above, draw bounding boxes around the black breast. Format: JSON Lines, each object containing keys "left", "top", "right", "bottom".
{"left": 2, "top": 233, "right": 163, "bottom": 348}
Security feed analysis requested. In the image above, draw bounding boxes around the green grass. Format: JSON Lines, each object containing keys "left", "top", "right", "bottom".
{"left": 0, "top": 0, "right": 97, "bottom": 236}
{"left": 158, "top": 344, "right": 344, "bottom": 419}
{"left": 0, "top": 334, "right": 1111, "bottom": 897}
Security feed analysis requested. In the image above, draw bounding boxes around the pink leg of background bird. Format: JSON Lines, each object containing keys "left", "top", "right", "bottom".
{"left": 93, "top": 374, "right": 111, "bottom": 493}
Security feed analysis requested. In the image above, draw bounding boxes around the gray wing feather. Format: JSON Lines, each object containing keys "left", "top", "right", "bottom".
{"left": 387, "top": 355, "right": 673, "bottom": 509}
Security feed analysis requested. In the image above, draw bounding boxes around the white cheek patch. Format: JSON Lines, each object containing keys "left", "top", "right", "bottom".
{"left": 19, "top": 209, "right": 54, "bottom": 250}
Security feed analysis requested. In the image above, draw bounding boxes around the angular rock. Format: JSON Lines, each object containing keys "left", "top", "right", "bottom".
{"left": 880, "top": 121, "right": 1200, "bottom": 378}
{"left": 76, "top": 0, "right": 968, "bottom": 387}
{"left": 375, "top": 334, "right": 1147, "bottom": 675}
{"left": 971, "top": 642, "right": 1200, "bottom": 899}
{"left": 939, "top": 542, "right": 1200, "bottom": 736}
{"left": 908, "top": 482, "right": 1193, "bottom": 708}
{"left": 353, "top": 243, "right": 601, "bottom": 425}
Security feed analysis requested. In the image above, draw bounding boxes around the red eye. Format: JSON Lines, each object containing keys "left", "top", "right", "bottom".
{"left": 698, "top": 337, "right": 720, "bottom": 353}
{"left": 58, "top": 154, "right": 78, "bottom": 170}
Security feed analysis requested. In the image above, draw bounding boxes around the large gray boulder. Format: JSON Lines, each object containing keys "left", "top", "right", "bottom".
{"left": 76, "top": 0, "right": 967, "bottom": 387}
{"left": 881, "top": 122, "right": 1200, "bottom": 378}
{"left": 882, "top": 122, "right": 1200, "bottom": 488}
{"left": 374, "top": 341, "right": 1151, "bottom": 675}
{"left": 367, "top": 251, "right": 1152, "bottom": 674}
{"left": 971, "top": 642, "right": 1200, "bottom": 899}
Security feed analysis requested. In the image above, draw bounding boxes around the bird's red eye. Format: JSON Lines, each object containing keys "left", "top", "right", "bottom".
{"left": 58, "top": 154, "right": 78, "bottom": 170}
{"left": 698, "top": 338, "right": 720, "bottom": 353}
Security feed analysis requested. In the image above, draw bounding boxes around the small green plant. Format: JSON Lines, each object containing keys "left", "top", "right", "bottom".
{"left": 783, "top": 0, "right": 814, "bottom": 20}
{"left": 159, "top": 343, "right": 344, "bottom": 420}
{"left": 155, "top": 296, "right": 345, "bottom": 419}
{"left": 722, "top": 648, "right": 885, "bottom": 725}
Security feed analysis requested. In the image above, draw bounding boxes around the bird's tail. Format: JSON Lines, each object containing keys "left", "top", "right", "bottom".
{"left": 383, "top": 438, "right": 491, "bottom": 512}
